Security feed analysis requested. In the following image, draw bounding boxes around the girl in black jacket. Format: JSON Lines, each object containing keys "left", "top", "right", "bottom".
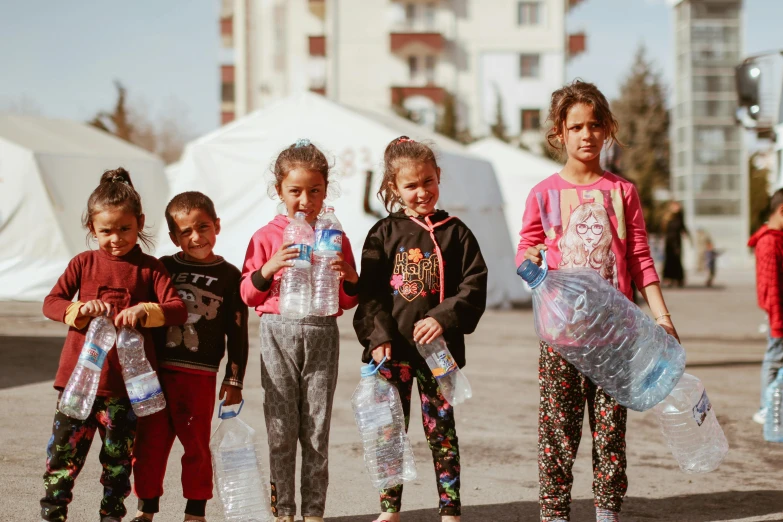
{"left": 353, "top": 136, "right": 488, "bottom": 522}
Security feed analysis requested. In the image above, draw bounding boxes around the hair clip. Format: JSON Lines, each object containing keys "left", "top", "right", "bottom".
{"left": 111, "top": 175, "right": 129, "bottom": 185}
{"left": 396, "top": 136, "right": 414, "bottom": 144}
{"left": 294, "top": 138, "right": 311, "bottom": 148}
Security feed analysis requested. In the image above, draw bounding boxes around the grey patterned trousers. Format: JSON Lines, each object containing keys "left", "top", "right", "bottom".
{"left": 259, "top": 314, "right": 339, "bottom": 518}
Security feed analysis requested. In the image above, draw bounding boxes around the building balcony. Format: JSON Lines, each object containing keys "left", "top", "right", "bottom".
{"left": 391, "top": 0, "right": 444, "bottom": 3}
{"left": 568, "top": 0, "right": 586, "bottom": 12}
{"left": 221, "top": 111, "right": 235, "bottom": 125}
{"left": 567, "top": 32, "right": 586, "bottom": 59}
{"left": 221, "top": 65, "right": 235, "bottom": 83}
{"left": 310, "top": 86, "right": 326, "bottom": 96}
{"left": 220, "top": 16, "right": 233, "bottom": 48}
{"left": 309, "top": 35, "right": 326, "bottom": 57}
{"left": 391, "top": 85, "right": 445, "bottom": 106}
{"left": 390, "top": 32, "right": 444, "bottom": 55}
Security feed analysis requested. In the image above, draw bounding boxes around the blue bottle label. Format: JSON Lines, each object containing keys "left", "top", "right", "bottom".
{"left": 293, "top": 244, "right": 313, "bottom": 262}
{"left": 78, "top": 342, "right": 108, "bottom": 371}
{"left": 314, "top": 229, "right": 343, "bottom": 253}
{"left": 692, "top": 389, "right": 711, "bottom": 426}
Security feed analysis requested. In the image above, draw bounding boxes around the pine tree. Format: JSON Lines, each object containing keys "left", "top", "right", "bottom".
{"left": 490, "top": 85, "right": 508, "bottom": 143}
{"left": 436, "top": 90, "right": 458, "bottom": 140}
{"left": 612, "top": 45, "right": 671, "bottom": 232}
{"left": 749, "top": 151, "right": 771, "bottom": 234}
{"left": 89, "top": 81, "right": 135, "bottom": 142}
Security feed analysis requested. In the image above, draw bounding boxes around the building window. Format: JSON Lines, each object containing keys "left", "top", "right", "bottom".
{"left": 425, "top": 56, "right": 436, "bottom": 83}
{"left": 408, "top": 56, "right": 418, "bottom": 81}
{"left": 424, "top": 2, "right": 436, "bottom": 29}
{"left": 694, "top": 199, "right": 740, "bottom": 216}
{"left": 518, "top": 1, "right": 543, "bottom": 25}
{"left": 519, "top": 54, "right": 540, "bottom": 78}
{"left": 221, "top": 82, "right": 235, "bottom": 103}
{"left": 405, "top": 3, "right": 416, "bottom": 26}
{"left": 521, "top": 109, "right": 540, "bottom": 131}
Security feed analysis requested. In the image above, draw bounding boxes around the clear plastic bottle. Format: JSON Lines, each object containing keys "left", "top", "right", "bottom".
{"left": 416, "top": 335, "right": 473, "bottom": 406}
{"left": 517, "top": 252, "right": 686, "bottom": 412}
{"left": 59, "top": 315, "right": 117, "bottom": 420}
{"left": 210, "top": 401, "right": 274, "bottom": 522}
{"left": 653, "top": 373, "right": 729, "bottom": 473}
{"left": 116, "top": 326, "right": 166, "bottom": 417}
{"left": 279, "top": 211, "right": 314, "bottom": 320}
{"left": 351, "top": 360, "right": 417, "bottom": 490}
{"left": 312, "top": 206, "right": 343, "bottom": 317}
{"left": 764, "top": 368, "right": 783, "bottom": 442}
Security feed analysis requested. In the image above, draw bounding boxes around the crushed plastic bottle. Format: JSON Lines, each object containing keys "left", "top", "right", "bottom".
{"left": 416, "top": 335, "right": 472, "bottom": 405}
{"left": 280, "top": 211, "right": 314, "bottom": 320}
{"left": 116, "top": 326, "right": 166, "bottom": 417}
{"left": 517, "top": 250, "right": 686, "bottom": 412}
{"left": 351, "top": 358, "right": 417, "bottom": 490}
{"left": 59, "top": 315, "right": 117, "bottom": 420}
{"left": 764, "top": 368, "right": 783, "bottom": 443}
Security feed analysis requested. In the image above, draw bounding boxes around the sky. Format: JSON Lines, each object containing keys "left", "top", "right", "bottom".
{"left": 1, "top": 0, "right": 782, "bottom": 136}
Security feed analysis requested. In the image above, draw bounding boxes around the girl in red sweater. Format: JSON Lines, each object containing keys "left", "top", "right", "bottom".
{"left": 240, "top": 140, "right": 358, "bottom": 522}
{"left": 40, "top": 168, "right": 187, "bottom": 522}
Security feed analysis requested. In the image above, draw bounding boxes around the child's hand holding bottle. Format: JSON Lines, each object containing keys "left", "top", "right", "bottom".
{"left": 261, "top": 243, "right": 301, "bottom": 277}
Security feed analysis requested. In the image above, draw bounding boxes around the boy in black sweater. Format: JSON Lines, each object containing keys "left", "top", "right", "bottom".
{"left": 132, "top": 192, "right": 249, "bottom": 522}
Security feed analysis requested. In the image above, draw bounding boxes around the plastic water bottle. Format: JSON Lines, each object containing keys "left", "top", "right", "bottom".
{"left": 653, "top": 373, "right": 728, "bottom": 473}
{"left": 59, "top": 315, "right": 117, "bottom": 420}
{"left": 764, "top": 368, "right": 783, "bottom": 442}
{"left": 210, "top": 401, "right": 274, "bottom": 522}
{"left": 116, "top": 326, "right": 166, "bottom": 417}
{"left": 416, "top": 335, "right": 472, "bottom": 405}
{"left": 351, "top": 359, "right": 417, "bottom": 490}
{"left": 517, "top": 250, "right": 685, "bottom": 412}
{"left": 312, "top": 206, "right": 343, "bottom": 316}
{"left": 280, "top": 211, "right": 314, "bottom": 320}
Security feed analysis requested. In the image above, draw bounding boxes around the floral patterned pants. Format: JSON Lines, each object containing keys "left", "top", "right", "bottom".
{"left": 41, "top": 395, "right": 137, "bottom": 522}
{"left": 378, "top": 360, "right": 460, "bottom": 516}
{"left": 538, "top": 342, "right": 628, "bottom": 521}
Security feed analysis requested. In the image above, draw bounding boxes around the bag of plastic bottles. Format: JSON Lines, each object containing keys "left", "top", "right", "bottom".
{"left": 116, "top": 326, "right": 166, "bottom": 417}
{"left": 351, "top": 358, "right": 417, "bottom": 490}
{"left": 653, "top": 373, "right": 728, "bottom": 473}
{"left": 416, "top": 335, "right": 472, "bottom": 405}
{"left": 59, "top": 315, "right": 117, "bottom": 420}
{"left": 517, "top": 250, "right": 685, "bottom": 412}
{"left": 280, "top": 211, "right": 314, "bottom": 320}
{"left": 210, "top": 400, "right": 274, "bottom": 522}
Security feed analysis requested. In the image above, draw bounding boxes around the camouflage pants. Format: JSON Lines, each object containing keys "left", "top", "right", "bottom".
{"left": 41, "top": 395, "right": 137, "bottom": 522}
{"left": 259, "top": 314, "right": 339, "bottom": 518}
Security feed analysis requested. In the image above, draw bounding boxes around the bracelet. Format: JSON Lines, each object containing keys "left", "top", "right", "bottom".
{"left": 655, "top": 312, "right": 672, "bottom": 321}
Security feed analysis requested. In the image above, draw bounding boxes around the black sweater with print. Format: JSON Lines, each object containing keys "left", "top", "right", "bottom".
{"left": 353, "top": 210, "right": 488, "bottom": 368}
{"left": 157, "top": 253, "right": 249, "bottom": 388}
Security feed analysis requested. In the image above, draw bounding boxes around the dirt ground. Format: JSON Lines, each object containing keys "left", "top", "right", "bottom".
{"left": 1, "top": 274, "right": 782, "bottom": 522}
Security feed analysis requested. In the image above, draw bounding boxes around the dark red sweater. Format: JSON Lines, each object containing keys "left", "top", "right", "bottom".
{"left": 43, "top": 246, "right": 188, "bottom": 397}
{"left": 749, "top": 225, "right": 783, "bottom": 337}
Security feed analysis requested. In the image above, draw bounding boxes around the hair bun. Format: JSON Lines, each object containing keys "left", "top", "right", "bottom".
{"left": 99, "top": 167, "right": 134, "bottom": 188}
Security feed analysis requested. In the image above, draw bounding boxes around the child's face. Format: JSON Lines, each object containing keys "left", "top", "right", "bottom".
{"left": 560, "top": 103, "right": 606, "bottom": 165}
{"left": 276, "top": 168, "right": 327, "bottom": 222}
{"left": 90, "top": 207, "right": 143, "bottom": 257}
{"left": 169, "top": 208, "right": 220, "bottom": 263}
{"left": 391, "top": 161, "right": 440, "bottom": 217}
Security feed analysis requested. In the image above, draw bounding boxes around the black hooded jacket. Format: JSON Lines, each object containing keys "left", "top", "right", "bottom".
{"left": 353, "top": 210, "right": 488, "bottom": 367}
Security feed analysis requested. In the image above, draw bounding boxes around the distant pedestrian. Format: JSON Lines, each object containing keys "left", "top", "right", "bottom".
{"left": 517, "top": 80, "right": 679, "bottom": 522}
{"left": 748, "top": 188, "right": 783, "bottom": 425}
{"left": 704, "top": 236, "right": 721, "bottom": 288}
{"left": 662, "top": 201, "right": 690, "bottom": 288}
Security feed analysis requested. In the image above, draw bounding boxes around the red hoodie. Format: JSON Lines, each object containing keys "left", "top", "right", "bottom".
{"left": 240, "top": 214, "right": 359, "bottom": 316}
{"left": 748, "top": 224, "right": 783, "bottom": 337}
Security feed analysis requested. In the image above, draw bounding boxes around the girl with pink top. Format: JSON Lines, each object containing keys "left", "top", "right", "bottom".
{"left": 517, "top": 81, "right": 680, "bottom": 522}
{"left": 240, "top": 140, "right": 359, "bottom": 522}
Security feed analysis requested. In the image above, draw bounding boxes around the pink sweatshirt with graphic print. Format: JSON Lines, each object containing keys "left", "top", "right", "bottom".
{"left": 516, "top": 171, "right": 659, "bottom": 300}
{"left": 240, "top": 214, "right": 359, "bottom": 316}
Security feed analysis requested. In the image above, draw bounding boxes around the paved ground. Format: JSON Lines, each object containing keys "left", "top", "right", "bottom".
{"left": 1, "top": 272, "right": 782, "bottom": 522}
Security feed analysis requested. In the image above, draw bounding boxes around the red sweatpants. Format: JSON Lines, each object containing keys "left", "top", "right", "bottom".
{"left": 133, "top": 369, "right": 216, "bottom": 501}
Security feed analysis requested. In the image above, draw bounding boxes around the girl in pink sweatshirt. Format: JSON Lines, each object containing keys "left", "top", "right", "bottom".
{"left": 240, "top": 139, "right": 358, "bottom": 522}
{"left": 517, "top": 81, "right": 679, "bottom": 522}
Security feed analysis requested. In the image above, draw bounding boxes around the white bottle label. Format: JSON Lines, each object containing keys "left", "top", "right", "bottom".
{"left": 361, "top": 402, "right": 394, "bottom": 430}
{"left": 78, "top": 342, "right": 108, "bottom": 371}
{"left": 126, "top": 372, "right": 163, "bottom": 404}
{"left": 432, "top": 350, "right": 458, "bottom": 378}
{"left": 314, "top": 229, "right": 343, "bottom": 253}
{"left": 692, "top": 389, "right": 711, "bottom": 426}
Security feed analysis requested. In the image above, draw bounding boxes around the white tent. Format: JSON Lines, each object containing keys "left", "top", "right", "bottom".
{"left": 0, "top": 114, "right": 168, "bottom": 301}
{"left": 161, "top": 92, "right": 527, "bottom": 308}
{"left": 468, "top": 137, "right": 562, "bottom": 247}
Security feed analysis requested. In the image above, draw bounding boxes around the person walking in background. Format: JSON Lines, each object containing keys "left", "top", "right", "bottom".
{"left": 662, "top": 201, "right": 690, "bottom": 288}
{"left": 748, "top": 188, "right": 783, "bottom": 425}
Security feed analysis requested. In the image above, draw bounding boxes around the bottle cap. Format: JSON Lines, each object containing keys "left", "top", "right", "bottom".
{"left": 517, "top": 250, "right": 548, "bottom": 289}
{"left": 323, "top": 206, "right": 334, "bottom": 213}
{"left": 294, "top": 211, "right": 306, "bottom": 220}
{"left": 360, "top": 356, "right": 387, "bottom": 377}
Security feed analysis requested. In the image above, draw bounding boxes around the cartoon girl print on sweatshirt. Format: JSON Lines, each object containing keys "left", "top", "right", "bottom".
{"left": 166, "top": 283, "right": 223, "bottom": 352}
{"left": 558, "top": 202, "right": 618, "bottom": 288}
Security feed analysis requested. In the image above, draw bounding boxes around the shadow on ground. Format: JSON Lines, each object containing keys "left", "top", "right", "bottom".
{"left": 0, "top": 335, "right": 64, "bottom": 389}
{"left": 327, "top": 490, "right": 783, "bottom": 522}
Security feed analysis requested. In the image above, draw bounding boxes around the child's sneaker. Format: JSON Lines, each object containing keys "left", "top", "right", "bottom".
{"left": 753, "top": 408, "right": 767, "bottom": 424}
